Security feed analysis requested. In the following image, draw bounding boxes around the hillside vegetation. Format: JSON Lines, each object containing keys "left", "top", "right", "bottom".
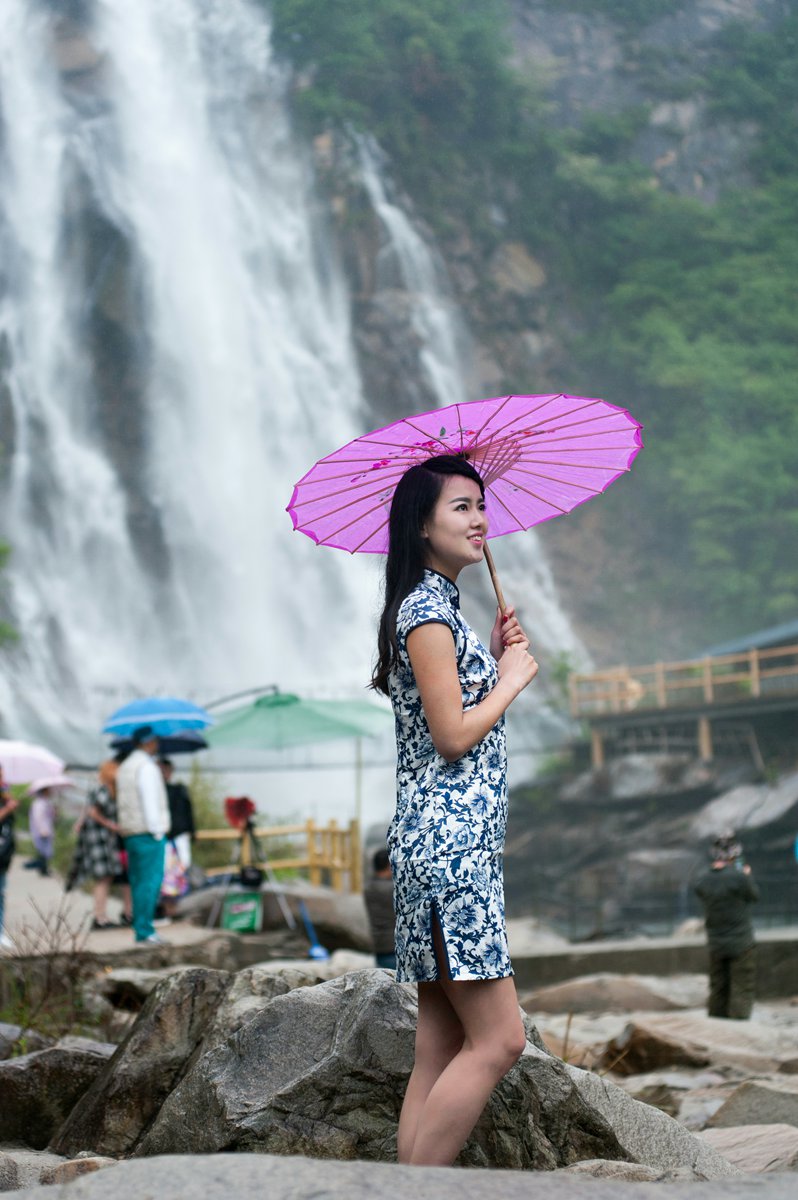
{"left": 268, "top": 0, "right": 798, "bottom": 656}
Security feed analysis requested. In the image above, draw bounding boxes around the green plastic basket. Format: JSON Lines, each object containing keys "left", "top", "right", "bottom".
{"left": 221, "top": 892, "right": 263, "bottom": 933}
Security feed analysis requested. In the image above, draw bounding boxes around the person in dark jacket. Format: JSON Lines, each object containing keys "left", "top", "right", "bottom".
{"left": 159, "top": 758, "right": 196, "bottom": 868}
{"left": 694, "top": 832, "right": 759, "bottom": 1019}
{"left": 363, "top": 847, "right": 396, "bottom": 969}
{"left": 0, "top": 766, "right": 18, "bottom": 950}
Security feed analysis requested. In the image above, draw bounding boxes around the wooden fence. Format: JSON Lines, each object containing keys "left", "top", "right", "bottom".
{"left": 194, "top": 818, "right": 362, "bottom": 893}
{"left": 569, "top": 642, "right": 798, "bottom": 718}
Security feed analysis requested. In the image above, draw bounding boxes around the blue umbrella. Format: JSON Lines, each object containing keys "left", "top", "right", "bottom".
{"left": 109, "top": 730, "right": 209, "bottom": 755}
{"left": 102, "top": 697, "right": 212, "bottom": 738}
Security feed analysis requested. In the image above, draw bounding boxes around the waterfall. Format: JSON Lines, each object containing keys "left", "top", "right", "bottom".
{"left": 0, "top": 0, "right": 380, "bottom": 757}
{"left": 0, "top": 0, "right": 583, "bottom": 799}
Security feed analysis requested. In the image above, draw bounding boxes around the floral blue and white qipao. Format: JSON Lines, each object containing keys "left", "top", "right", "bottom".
{"left": 387, "top": 569, "right": 512, "bottom": 983}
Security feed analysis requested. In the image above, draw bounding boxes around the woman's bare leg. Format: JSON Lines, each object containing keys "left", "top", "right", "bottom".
{"left": 92, "top": 876, "right": 111, "bottom": 922}
{"left": 407, "top": 917, "right": 526, "bottom": 1166}
{"left": 397, "top": 981, "right": 463, "bottom": 1163}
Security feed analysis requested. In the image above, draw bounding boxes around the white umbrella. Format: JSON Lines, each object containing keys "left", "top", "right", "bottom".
{"left": 0, "top": 739, "right": 64, "bottom": 784}
{"left": 27, "top": 774, "right": 78, "bottom": 794}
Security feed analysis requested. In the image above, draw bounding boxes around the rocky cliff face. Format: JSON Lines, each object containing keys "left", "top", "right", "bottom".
{"left": 509, "top": 0, "right": 788, "bottom": 202}
{"left": 504, "top": 750, "right": 798, "bottom": 936}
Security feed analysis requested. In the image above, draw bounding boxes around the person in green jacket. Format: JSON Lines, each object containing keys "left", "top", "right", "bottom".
{"left": 694, "top": 832, "right": 759, "bottom": 1020}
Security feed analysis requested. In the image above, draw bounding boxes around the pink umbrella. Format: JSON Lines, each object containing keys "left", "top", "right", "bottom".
{"left": 287, "top": 393, "right": 642, "bottom": 606}
{"left": 27, "top": 774, "right": 78, "bottom": 795}
{"left": 0, "top": 739, "right": 65, "bottom": 785}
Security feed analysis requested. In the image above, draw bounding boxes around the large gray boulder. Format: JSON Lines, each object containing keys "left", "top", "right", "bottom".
{"left": 90, "top": 967, "right": 186, "bottom": 1010}
{"left": 599, "top": 1013, "right": 798, "bottom": 1076}
{"left": 6, "top": 1152, "right": 786, "bottom": 1200}
{"left": 136, "top": 970, "right": 626, "bottom": 1169}
{"left": 562, "top": 754, "right": 712, "bottom": 804}
{"left": 0, "top": 1148, "right": 66, "bottom": 1191}
{"left": 0, "top": 1148, "right": 116, "bottom": 1191}
{"left": 50, "top": 967, "right": 231, "bottom": 1158}
{"left": 691, "top": 769, "right": 798, "bottom": 839}
{"left": 520, "top": 973, "right": 706, "bottom": 1015}
{"left": 0, "top": 1038, "right": 115, "bottom": 1149}
{"left": 31, "top": 965, "right": 742, "bottom": 1179}
{"left": 699, "top": 1124, "right": 798, "bottom": 1173}
{"left": 708, "top": 1078, "right": 798, "bottom": 1129}
{"left": 565, "top": 1065, "right": 738, "bottom": 1178}
{"left": 201, "top": 962, "right": 330, "bottom": 1049}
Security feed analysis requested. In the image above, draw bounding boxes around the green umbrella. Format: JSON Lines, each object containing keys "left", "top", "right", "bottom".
{"left": 205, "top": 691, "right": 391, "bottom": 751}
{"left": 205, "top": 691, "right": 393, "bottom": 826}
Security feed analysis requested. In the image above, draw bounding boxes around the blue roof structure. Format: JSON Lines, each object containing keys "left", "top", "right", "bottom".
{"left": 701, "top": 618, "right": 798, "bottom": 657}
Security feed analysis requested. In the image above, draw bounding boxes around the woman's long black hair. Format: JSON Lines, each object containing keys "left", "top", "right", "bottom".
{"left": 370, "top": 454, "right": 485, "bottom": 695}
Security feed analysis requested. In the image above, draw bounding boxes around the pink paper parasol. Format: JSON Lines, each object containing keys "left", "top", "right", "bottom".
{"left": 287, "top": 393, "right": 642, "bottom": 607}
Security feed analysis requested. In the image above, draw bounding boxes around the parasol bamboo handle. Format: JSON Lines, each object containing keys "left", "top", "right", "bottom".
{"left": 483, "top": 541, "right": 507, "bottom": 615}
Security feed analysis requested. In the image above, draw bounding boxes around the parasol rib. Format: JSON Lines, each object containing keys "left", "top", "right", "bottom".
{"left": 473, "top": 399, "right": 633, "bottom": 447}
{"left": 524, "top": 430, "right": 639, "bottom": 445}
{"left": 526, "top": 409, "right": 637, "bottom": 435}
{"left": 492, "top": 476, "right": 570, "bottom": 515}
{"left": 349, "top": 512, "right": 390, "bottom": 554}
{"left": 292, "top": 479, "right": 401, "bottom": 524}
{"left": 474, "top": 394, "right": 569, "bottom": 443}
{"left": 400, "top": 417, "right": 455, "bottom": 452}
{"left": 470, "top": 394, "right": 516, "bottom": 444}
{"left": 511, "top": 458, "right": 631, "bottom": 470}
{"left": 506, "top": 465, "right": 607, "bottom": 493}
{"left": 291, "top": 464, "right": 409, "bottom": 507}
{"left": 318, "top": 436, "right": 449, "bottom": 459}
{"left": 486, "top": 484, "right": 535, "bottom": 531}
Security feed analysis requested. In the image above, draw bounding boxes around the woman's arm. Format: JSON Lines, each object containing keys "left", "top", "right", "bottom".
{"left": 0, "top": 795, "right": 18, "bottom": 822}
{"left": 407, "top": 623, "right": 538, "bottom": 762}
{"left": 87, "top": 805, "right": 120, "bottom": 835}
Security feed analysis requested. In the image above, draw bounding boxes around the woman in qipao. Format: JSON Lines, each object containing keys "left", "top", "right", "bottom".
{"left": 371, "top": 453, "right": 538, "bottom": 1166}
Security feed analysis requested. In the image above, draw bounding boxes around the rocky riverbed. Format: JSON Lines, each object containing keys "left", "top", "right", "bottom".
{"left": 2, "top": 956, "right": 798, "bottom": 1194}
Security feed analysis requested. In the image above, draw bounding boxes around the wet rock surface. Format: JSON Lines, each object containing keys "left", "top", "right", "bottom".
{"left": 8, "top": 1151, "right": 798, "bottom": 1200}
{"left": 0, "top": 1038, "right": 115, "bottom": 1150}
{"left": 50, "top": 967, "right": 231, "bottom": 1158}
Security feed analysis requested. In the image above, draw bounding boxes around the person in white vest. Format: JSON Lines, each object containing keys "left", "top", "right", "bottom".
{"left": 116, "top": 725, "right": 170, "bottom": 943}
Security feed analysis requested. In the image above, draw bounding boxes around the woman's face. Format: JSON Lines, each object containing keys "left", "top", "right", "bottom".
{"left": 421, "top": 475, "right": 487, "bottom": 578}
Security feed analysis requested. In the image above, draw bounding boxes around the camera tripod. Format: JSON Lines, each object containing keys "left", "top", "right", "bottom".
{"left": 206, "top": 816, "right": 296, "bottom": 931}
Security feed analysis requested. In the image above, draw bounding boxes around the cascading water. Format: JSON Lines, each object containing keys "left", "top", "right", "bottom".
{"left": 0, "top": 0, "right": 584, "bottom": 816}
{"left": 0, "top": 0, "right": 380, "bottom": 758}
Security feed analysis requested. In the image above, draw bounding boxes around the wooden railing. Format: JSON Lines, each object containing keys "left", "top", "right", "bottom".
{"left": 194, "top": 818, "right": 362, "bottom": 893}
{"left": 569, "top": 642, "right": 798, "bottom": 718}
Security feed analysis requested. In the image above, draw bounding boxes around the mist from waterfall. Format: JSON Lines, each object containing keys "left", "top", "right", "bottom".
{"left": 0, "top": 0, "right": 382, "bottom": 758}
{"left": 0, "top": 0, "right": 582, "bottom": 810}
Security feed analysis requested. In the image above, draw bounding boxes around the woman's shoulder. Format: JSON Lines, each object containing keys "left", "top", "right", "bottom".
{"left": 397, "top": 579, "right": 457, "bottom": 637}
